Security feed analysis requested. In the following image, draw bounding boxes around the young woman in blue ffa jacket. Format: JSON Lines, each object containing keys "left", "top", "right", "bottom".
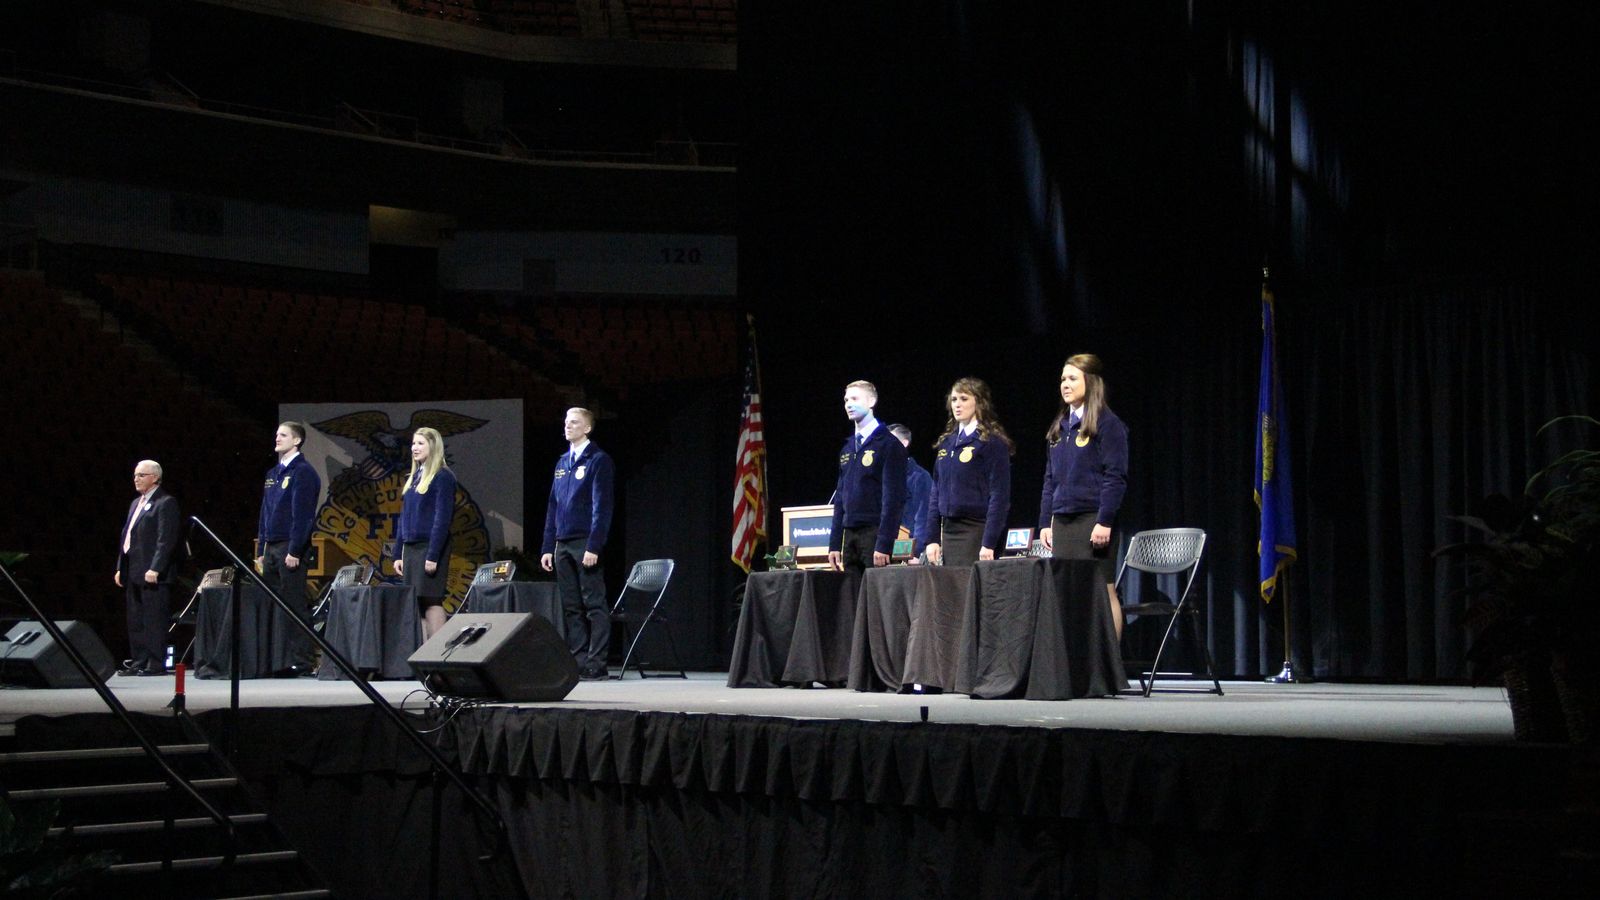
{"left": 392, "top": 427, "right": 457, "bottom": 639}
{"left": 828, "top": 380, "right": 908, "bottom": 574}
{"left": 918, "top": 377, "right": 1014, "bottom": 568}
{"left": 1038, "top": 354, "right": 1129, "bottom": 637}
{"left": 539, "top": 408, "right": 616, "bottom": 680}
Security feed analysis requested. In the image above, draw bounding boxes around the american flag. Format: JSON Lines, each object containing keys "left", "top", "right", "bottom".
{"left": 730, "top": 315, "right": 768, "bottom": 572}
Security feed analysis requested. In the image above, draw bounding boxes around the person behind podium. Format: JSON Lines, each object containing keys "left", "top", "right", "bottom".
{"left": 888, "top": 424, "right": 932, "bottom": 552}
{"left": 827, "top": 381, "right": 907, "bottom": 574}
{"left": 392, "top": 427, "right": 457, "bottom": 640}
{"left": 114, "top": 459, "right": 180, "bottom": 676}
{"left": 255, "top": 420, "right": 321, "bottom": 674}
{"left": 539, "top": 407, "right": 616, "bottom": 681}
{"left": 919, "top": 377, "right": 1014, "bottom": 568}
{"left": 1038, "top": 354, "right": 1128, "bottom": 637}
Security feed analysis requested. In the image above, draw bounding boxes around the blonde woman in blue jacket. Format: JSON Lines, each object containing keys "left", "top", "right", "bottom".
{"left": 393, "top": 426, "right": 458, "bottom": 639}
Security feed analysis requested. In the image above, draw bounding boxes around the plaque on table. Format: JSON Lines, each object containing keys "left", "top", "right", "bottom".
{"left": 779, "top": 504, "right": 834, "bottom": 569}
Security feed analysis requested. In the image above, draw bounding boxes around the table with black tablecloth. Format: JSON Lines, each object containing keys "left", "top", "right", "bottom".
{"left": 462, "top": 581, "right": 564, "bottom": 638}
{"left": 954, "top": 557, "right": 1128, "bottom": 700}
{"left": 317, "top": 584, "right": 423, "bottom": 681}
{"left": 848, "top": 565, "right": 973, "bottom": 693}
{"left": 727, "top": 569, "right": 860, "bottom": 688}
{"left": 193, "top": 583, "right": 307, "bottom": 679}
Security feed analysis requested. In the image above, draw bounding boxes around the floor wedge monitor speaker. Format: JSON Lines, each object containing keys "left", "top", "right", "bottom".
{"left": 1, "top": 620, "right": 117, "bottom": 687}
{"left": 408, "top": 612, "right": 579, "bottom": 701}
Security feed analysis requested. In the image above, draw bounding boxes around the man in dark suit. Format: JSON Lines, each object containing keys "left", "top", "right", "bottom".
{"left": 114, "top": 459, "right": 180, "bottom": 676}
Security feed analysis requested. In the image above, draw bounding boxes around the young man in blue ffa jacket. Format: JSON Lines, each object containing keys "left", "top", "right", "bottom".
{"left": 114, "top": 459, "right": 180, "bottom": 675}
{"left": 828, "top": 381, "right": 908, "bottom": 574}
{"left": 256, "top": 421, "right": 322, "bottom": 674}
{"left": 540, "top": 407, "right": 616, "bottom": 680}
{"left": 889, "top": 424, "right": 932, "bottom": 551}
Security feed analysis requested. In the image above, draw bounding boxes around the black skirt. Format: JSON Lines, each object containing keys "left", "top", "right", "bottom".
{"left": 400, "top": 540, "right": 450, "bottom": 602}
{"left": 937, "top": 517, "right": 985, "bottom": 568}
{"left": 1050, "top": 512, "right": 1114, "bottom": 583}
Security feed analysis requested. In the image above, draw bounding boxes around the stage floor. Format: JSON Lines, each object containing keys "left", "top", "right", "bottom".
{"left": 0, "top": 671, "right": 1515, "bottom": 745}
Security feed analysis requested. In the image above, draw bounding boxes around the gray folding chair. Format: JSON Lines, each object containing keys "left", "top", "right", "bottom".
{"left": 1114, "top": 528, "right": 1222, "bottom": 696}
{"left": 455, "top": 559, "right": 515, "bottom": 614}
{"left": 609, "top": 559, "right": 684, "bottom": 679}
{"left": 311, "top": 562, "right": 371, "bottom": 626}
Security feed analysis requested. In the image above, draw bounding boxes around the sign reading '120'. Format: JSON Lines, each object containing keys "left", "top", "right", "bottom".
{"left": 660, "top": 247, "right": 703, "bottom": 264}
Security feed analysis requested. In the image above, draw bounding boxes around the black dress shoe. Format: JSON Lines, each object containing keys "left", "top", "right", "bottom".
{"left": 135, "top": 667, "right": 166, "bottom": 677}
{"left": 117, "top": 659, "right": 141, "bottom": 675}
{"left": 579, "top": 665, "right": 609, "bottom": 681}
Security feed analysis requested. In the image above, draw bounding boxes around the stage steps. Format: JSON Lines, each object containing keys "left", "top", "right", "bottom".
{"left": 0, "top": 723, "right": 331, "bottom": 899}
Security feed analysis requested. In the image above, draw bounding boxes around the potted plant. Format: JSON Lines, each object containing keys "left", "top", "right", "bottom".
{"left": 1437, "top": 415, "right": 1600, "bottom": 743}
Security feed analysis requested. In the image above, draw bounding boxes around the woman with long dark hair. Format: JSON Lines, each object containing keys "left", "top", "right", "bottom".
{"left": 393, "top": 426, "right": 457, "bottom": 639}
{"left": 919, "top": 377, "right": 1013, "bottom": 567}
{"left": 1038, "top": 353, "right": 1129, "bottom": 636}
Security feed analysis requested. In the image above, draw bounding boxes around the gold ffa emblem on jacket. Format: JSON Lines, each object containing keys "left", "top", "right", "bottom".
{"left": 861, "top": 450, "right": 875, "bottom": 467}
{"left": 1075, "top": 433, "right": 1091, "bottom": 447}
{"left": 958, "top": 446, "right": 974, "bottom": 463}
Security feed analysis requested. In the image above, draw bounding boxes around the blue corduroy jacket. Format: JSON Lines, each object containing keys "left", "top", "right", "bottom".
{"left": 1038, "top": 408, "right": 1128, "bottom": 527}
{"left": 257, "top": 453, "right": 321, "bottom": 557}
{"left": 901, "top": 458, "right": 933, "bottom": 547}
{"left": 920, "top": 428, "right": 1013, "bottom": 553}
{"left": 829, "top": 423, "right": 908, "bottom": 554}
{"left": 396, "top": 466, "right": 457, "bottom": 563}
{"left": 541, "top": 443, "right": 615, "bottom": 555}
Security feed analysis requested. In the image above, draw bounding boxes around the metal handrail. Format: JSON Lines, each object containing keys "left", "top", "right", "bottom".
{"left": 185, "top": 516, "right": 506, "bottom": 862}
{"left": 0, "top": 560, "right": 238, "bottom": 864}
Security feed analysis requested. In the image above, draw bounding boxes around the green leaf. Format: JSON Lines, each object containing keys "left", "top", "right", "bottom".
{"left": 1535, "top": 414, "right": 1600, "bottom": 438}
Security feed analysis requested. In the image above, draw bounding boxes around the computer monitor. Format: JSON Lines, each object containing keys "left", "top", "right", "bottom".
{"left": 1004, "top": 527, "right": 1035, "bottom": 555}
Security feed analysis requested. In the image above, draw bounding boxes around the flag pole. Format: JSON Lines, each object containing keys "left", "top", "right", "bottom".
{"left": 1264, "top": 571, "right": 1303, "bottom": 683}
{"left": 1254, "top": 262, "right": 1305, "bottom": 682}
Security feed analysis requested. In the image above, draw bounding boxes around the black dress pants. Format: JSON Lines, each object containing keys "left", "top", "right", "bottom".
{"left": 554, "top": 538, "right": 609, "bottom": 670}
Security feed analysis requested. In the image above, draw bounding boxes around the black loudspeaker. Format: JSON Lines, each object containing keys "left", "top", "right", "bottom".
{"left": 0, "top": 620, "right": 117, "bottom": 688}
{"left": 408, "top": 613, "right": 578, "bottom": 701}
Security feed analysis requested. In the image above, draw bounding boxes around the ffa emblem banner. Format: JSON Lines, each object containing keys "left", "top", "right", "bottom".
{"left": 280, "top": 399, "right": 525, "bottom": 612}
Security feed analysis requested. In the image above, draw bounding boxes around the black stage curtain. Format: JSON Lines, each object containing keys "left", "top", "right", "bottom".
{"left": 1109, "top": 283, "right": 1595, "bottom": 680}
{"left": 12, "top": 707, "right": 1571, "bottom": 897}
{"left": 739, "top": 2, "right": 1599, "bottom": 680}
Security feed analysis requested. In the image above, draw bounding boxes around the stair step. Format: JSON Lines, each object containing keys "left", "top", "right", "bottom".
{"left": 216, "top": 892, "right": 334, "bottom": 900}
{"left": 0, "top": 743, "right": 211, "bottom": 764}
{"left": 7, "top": 776, "right": 237, "bottom": 801}
{"left": 106, "top": 849, "right": 300, "bottom": 875}
{"left": 48, "top": 813, "right": 269, "bottom": 838}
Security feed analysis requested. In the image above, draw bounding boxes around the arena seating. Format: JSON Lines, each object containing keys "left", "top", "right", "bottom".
{"left": 1, "top": 271, "right": 262, "bottom": 642}
{"left": 95, "top": 274, "right": 575, "bottom": 419}
{"left": 520, "top": 297, "right": 738, "bottom": 398}
{"left": 624, "top": 0, "right": 737, "bottom": 43}
{"left": 486, "top": 1, "right": 583, "bottom": 37}
{"left": 4, "top": 268, "right": 732, "bottom": 645}
{"left": 355, "top": 0, "right": 737, "bottom": 42}
{"left": 386, "top": 0, "right": 582, "bottom": 36}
